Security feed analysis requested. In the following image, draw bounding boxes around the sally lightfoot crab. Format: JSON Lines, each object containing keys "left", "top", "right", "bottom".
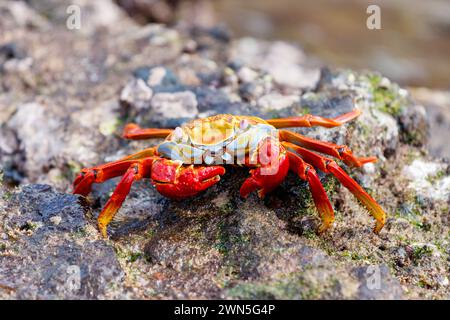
{"left": 73, "top": 109, "right": 386, "bottom": 237}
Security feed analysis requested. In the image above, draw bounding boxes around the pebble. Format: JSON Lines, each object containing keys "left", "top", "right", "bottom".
{"left": 258, "top": 93, "right": 299, "bottom": 111}
{"left": 120, "top": 78, "right": 153, "bottom": 110}
{"left": 49, "top": 215, "right": 62, "bottom": 226}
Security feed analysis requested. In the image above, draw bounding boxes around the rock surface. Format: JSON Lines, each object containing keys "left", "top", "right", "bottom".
{"left": 0, "top": 1, "right": 449, "bottom": 299}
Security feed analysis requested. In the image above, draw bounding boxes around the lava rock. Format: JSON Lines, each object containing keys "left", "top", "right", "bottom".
{"left": 0, "top": 0, "right": 449, "bottom": 301}
{"left": 0, "top": 184, "right": 123, "bottom": 299}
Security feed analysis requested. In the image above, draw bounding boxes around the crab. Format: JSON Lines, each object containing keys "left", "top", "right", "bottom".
{"left": 73, "top": 109, "right": 386, "bottom": 237}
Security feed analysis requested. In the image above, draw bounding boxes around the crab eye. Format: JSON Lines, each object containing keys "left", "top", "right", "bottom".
{"left": 240, "top": 119, "right": 249, "bottom": 130}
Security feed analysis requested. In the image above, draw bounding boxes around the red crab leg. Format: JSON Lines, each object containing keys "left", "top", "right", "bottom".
{"left": 73, "top": 147, "right": 158, "bottom": 196}
{"left": 123, "top": 123, "right": 173, "bottom": 140}
{"left": 287, "top": 151, "right": 335, "bottom": 233}
{"left": 267, "top": 109, "right": 361, "bottom": 129}
{"left": 279, "top": 130, "right": 376, "bottom": 167}
{"left": 239, "top": 139, "right": 290, "bottom": 199}
{"left": 282, "top": 142, "right": 386, "bottom": 233}
{"left": 97, "top": 158, "right": 153, "bottom": 237}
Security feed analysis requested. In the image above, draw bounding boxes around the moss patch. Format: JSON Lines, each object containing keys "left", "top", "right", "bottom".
{"left": 366, "top": 73, "right": 407, "bottom": 117}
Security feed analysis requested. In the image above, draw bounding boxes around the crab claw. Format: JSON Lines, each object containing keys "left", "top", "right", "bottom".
{"left": 151, "top": 159, "right": 225, "bottom": 199}
{"left": 240, "top": 147, "right": 290, "bottom": 199}
{"left": 73, "top": 168, "right": 96, "bottom": 196}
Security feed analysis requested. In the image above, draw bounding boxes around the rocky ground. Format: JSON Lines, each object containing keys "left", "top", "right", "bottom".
{"left": 0, "top": 0, "right": 449, "bottom": 299}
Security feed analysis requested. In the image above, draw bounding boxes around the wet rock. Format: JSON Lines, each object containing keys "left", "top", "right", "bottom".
{"left": 0, "top": 184, "right": 123, "bottom": 299}
{"left": 15, "top": 184, "right": 86, "bottom": 233}
{"left": 1, "top": 238, "right": 123, "bottom": 299}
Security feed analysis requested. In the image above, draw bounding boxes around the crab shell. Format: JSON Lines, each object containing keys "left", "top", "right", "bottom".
{"left": 156, "top": 114, "right": 279, "bottom": 165}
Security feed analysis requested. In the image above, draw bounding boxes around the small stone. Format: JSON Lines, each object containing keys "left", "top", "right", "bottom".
{"left": 222, "top": 67, "right": 239, "bottom": 87}
{"left": 183, "top": 39, "right": 198, "bottom": 53}
{"left": 438, "top": 276, "right": 449, "bottom": 287}
{"left": 394, "top": 247, "right": 408, "bottom": 267}
{"left": 120, "top": 79, "right": 153, "bottom": 111}
{"left": 258, "top": 93, "right": 299, "bottom": 111}
{"left": 49, "top": 215, "right": 62, "bottom": 226}
{"left": 237, "top": 67, "right": 258, "bottom": 83}
{"left": 362, "top": 162, "right": 376, "bottom": 175}
{"left": 133, "top": 66, "right": 179, "bottom": 89}
{"left": 379, "top": 77, "right": 391, "bottom": 88}
{"left": 147, "top": 67, "right": 168, "bottom": 87}
{"left": 239, "top": 82, "right": 264, "bottom": 101}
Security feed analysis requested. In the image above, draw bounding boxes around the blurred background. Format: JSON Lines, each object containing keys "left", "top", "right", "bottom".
{"left": 112, "top": 0, "right": 450, "bottom": 157}
{"left": 3, "top": 0, "right": 450, "bottom": 158}
{"left": 115, "top": 0, "right": 450, "bottom": 89}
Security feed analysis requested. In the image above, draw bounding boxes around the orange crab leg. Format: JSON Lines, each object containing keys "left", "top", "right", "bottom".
{"left": 283, "top": 141, "right": 386, "bottom": 233}
{"left": 123, "top": 123, "right": 173, "bottom": 140}
{"left": 97, "top": 159, "right": 153, "bottom": 237}
{"left": 287, "top": 151, "right": 335, "bottom": 233}
{"left": 267, "top": 109, "right": 361, "bottom": 129}
{"left": 279, "top": 130, "right": 376, "bottom": 167}
{"left": 73, "top": 147, "right": 158, "bottom": 196}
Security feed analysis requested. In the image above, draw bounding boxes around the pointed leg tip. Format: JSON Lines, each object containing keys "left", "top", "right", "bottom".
{"left": 98, "top": 223, "right": 108, "bottom": 239}
{"left": 373, "top": 221, "right": 385, "bottom": 234}
{"left": 362, "top": 157, "right": 378, "bottom": 164}
{"left": 317, "top": 221, "right": 333, "bottom": 234}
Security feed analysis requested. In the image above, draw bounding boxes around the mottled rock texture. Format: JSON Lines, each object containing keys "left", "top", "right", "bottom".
{"left": 0, "top": 0, "right": 449, "bottom": 299}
